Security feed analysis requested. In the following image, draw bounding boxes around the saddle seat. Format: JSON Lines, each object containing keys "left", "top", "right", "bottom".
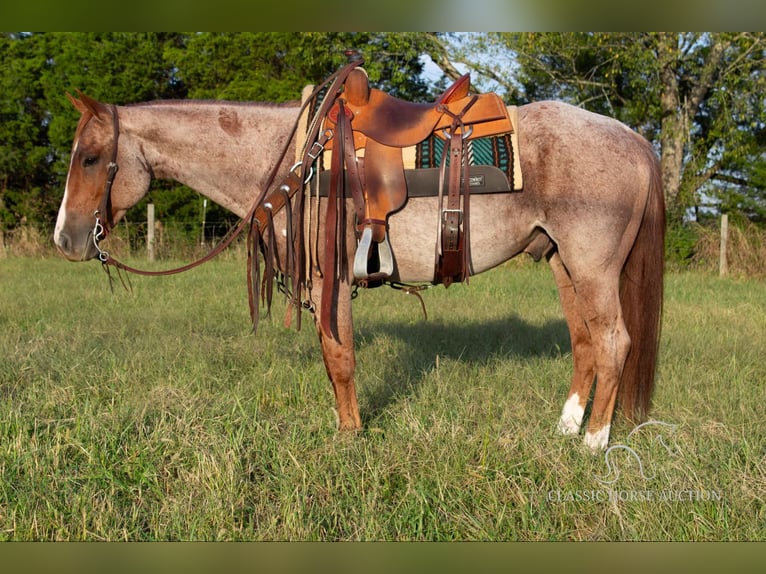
{"left": 326, "top": 69, "right": 511, "bottom": 150}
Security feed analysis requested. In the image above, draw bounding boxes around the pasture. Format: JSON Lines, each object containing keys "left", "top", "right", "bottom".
{"left": 0, "top": 253, "right": 764, "bottom": 541}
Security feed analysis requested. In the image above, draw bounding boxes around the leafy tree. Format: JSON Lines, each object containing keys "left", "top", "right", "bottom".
{"left": 0, "top": 33, "right": 54, "bottom": 230}
{"left": 165, "top": 32, "right": 434, "bottom": 103}
{"left": 1, "top": 32, "right": 187, "bottom": 235}
{"left": 440, "top": 32, "right": 766, "bottom": 223}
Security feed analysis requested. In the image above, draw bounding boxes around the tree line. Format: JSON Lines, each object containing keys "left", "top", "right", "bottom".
{"left": 2, "top": 32, "right": 764, "bottom": 251}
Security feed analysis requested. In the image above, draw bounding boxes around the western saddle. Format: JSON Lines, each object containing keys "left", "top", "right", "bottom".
{"left": 318, "top": 66, "right": 514, "bottom": 287}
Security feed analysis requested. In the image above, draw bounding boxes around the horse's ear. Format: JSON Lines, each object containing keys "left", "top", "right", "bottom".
{"left": 66, "top": 91, "right": 89, "bottom": 115}
{"left": 67, "top": 90, "right": 109, "bottom": 121}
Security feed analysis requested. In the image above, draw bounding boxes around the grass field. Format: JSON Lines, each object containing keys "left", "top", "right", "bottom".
{"left": 0, "top": 253, "right": 764, "bottom": 541}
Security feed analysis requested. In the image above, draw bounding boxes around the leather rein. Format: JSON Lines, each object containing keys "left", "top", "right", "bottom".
{"left": 91, "top": 56, "right": 365, "bottom": 283}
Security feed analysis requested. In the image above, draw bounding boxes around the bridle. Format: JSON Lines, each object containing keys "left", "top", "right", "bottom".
{"left": 91, "top": 102, "right": 257, "bottom": 270}
{"left": 91, "top": 103, "right": 119, "bottom": 263}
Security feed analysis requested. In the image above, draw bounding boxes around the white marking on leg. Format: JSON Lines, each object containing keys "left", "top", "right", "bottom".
{"left": 584, "top": 424, "right": 611, "bottom": 452}
{"left": 557, "top": 393, "right": 584, "bottom": 435}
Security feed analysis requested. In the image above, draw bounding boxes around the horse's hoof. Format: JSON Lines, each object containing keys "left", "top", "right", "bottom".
{"left": 584, "top": 425, "right": 611, "bottom": 452}
{"left": 557, "top": 394, "right": 584, "bottom": 435}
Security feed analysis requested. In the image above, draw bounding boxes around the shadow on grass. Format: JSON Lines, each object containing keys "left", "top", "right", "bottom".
{"left": 355, "top": 312, "right": 570, "bottom": 426}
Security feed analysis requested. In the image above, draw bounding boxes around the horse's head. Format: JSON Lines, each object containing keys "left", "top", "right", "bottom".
{"left": 54, "top": 92, "right": 150, "bottom": 261}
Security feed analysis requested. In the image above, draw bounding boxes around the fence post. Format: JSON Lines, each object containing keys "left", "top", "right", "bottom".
{"left": 201, "top": 198, "right": 207, "bottom": 246}
{"left": 719, "top": 213, "right": 728, "bottom": 277}
{"left": 147, "top": 203, "right": 155, "bottom": 261}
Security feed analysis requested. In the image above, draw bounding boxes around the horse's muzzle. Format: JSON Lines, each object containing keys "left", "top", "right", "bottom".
{"left": 54, "top": 228, "right": 99, "bottom": 261}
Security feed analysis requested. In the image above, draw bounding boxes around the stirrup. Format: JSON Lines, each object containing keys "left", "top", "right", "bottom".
{"left": 353, "top": 227, "right": 394, "bottom": 280}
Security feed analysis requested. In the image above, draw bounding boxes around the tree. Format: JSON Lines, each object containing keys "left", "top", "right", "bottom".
{"left": 1, "top": 33, "right": 57, "bottom": 231}
{"left": 439, "top": 32, "right": 766, "bottom": 223}
{"left": 165, "top": 32, "right": 435, "bottom": 103}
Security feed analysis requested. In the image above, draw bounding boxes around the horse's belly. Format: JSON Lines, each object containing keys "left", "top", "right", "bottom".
{"left": 385, "top": 195, "right": 528, "bottom": 283}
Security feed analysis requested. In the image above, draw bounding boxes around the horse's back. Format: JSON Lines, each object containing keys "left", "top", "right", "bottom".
{"left": 517, "top": 100, "right": 656, "bottom": 175}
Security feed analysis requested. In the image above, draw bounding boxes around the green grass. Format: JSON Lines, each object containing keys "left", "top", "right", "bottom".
{"left": 0, "top": 254, "right": 764, "bottom": 540}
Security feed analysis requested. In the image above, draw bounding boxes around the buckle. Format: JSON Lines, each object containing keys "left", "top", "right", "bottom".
{"left": 307, "top": 141, "right": 325, "bottom": 160}
{"left": 441, "top": 209, "right": 463, "bottom": 225}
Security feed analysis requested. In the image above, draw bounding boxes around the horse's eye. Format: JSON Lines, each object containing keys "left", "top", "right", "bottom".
{"left": 82, "top": 156, "right": 98, "bottom": 168}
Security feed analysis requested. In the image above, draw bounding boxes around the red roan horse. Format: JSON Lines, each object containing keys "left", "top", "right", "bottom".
{"left": 54, "top": 76, "right": 664, "bottom": 452}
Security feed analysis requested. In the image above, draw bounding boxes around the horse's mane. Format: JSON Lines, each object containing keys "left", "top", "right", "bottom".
{"left": 127, "top": 99, "right": 301, "bottom": 109}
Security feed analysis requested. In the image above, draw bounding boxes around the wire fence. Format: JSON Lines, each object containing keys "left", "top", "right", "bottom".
{"left": 692, "top": 220, "right": 766, "bottom": 278}
{"left": 2, "top": 212, "right": 765, "bottom": 278}
{"left": 0, "top": 217, "right": 246, "bottom": 260}
{"left": 103, "top": 218, "right": 247, "bottom": 260}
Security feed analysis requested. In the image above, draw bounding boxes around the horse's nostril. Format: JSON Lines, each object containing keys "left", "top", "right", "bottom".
{"left": 55, "top": 231, "right": 71, "bottom": 252}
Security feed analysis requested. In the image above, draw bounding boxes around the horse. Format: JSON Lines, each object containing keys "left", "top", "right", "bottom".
{"left": 53, "top": 85, "right": 664, "bottom": 452}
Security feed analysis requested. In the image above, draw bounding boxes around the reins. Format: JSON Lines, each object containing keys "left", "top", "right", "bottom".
{"left": 93, "top": 55, "right": 365, "bottom": 282}
{"left": 91, "top": 99, "right": 253, "bottom": 273}
{"left": 90, "top": 53, "right": 431, "bottom": 330}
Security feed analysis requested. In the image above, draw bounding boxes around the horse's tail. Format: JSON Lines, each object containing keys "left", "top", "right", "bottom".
{"left": 618, "top": 149, "right": 665, "bottom": 422}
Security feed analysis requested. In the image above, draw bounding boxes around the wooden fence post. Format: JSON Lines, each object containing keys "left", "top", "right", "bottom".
{"left": 719, "top": 213, "right": 728, "bottom": 277}
{"left": 200, "top": 199, "right": 207, "bottom": 246}
{"left": 147, "top": 203, "right": 155, "bottom": 261}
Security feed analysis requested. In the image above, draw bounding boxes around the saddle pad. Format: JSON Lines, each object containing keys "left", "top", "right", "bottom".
{"left": 414, "top": 129, "right": 521, "bottom": 191}
{"left": 317, "top": 165, "right": 512, "bottom": 199}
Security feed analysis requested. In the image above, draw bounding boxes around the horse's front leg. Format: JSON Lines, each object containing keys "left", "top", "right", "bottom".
{"left": 310, "top": 277, "right": 362, "bottom": 431}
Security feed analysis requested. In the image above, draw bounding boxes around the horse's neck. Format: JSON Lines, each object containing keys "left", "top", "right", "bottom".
{"left": 124, "top": 101, "right": 299, "bottom": 218}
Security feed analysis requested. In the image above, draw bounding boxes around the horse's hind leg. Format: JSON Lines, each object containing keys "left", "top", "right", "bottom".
{"left": 576, "top": 276, "right": 631, "bottom": 451}
{"left": 549, "top": 252, "right": 596, "bottom": 436}
{"left": 550, "top": 254, "right": 631, "bottom": 451}
{"left": 311, "top": 280, "right": 362, "bottom": 431}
